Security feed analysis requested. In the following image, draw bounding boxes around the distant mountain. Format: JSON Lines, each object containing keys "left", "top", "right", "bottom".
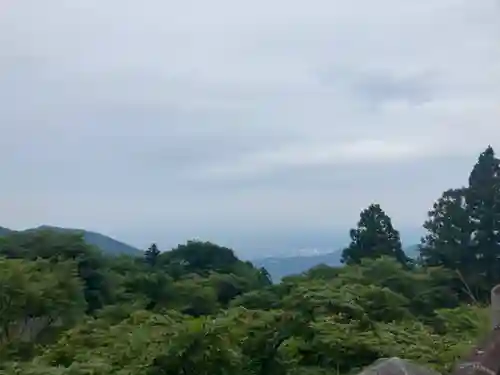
{"left": 0, "top": 224, "right": 421, "bottom": 275}
{"left": 253, "top": 245, "right": 420, "bottom": 282}
{"left": 405, "top": 244, "right": 420, "bottom": 258}
{"left": 0, "top": 225, "right": 142, "bottom": 256}
{"left": 253, "top": 251, "right": 343, "bottom": 282}
{"left": 0, "top": 226, "right": 12, "bottom": 236}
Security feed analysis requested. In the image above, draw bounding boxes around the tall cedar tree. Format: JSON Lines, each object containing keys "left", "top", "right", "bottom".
{"left": 419, "top": 188, "right": 472, "bottom": 269}
{"left": 419, "top": 188, "right": 475, "bottom": 299}
{"left": 419, "top": 146, "right": 500, "bottom": 302}
{"left": 466, "top": 146, "right": 500, "bottom": 291}
{"left": 145, "top": 243, "right": 161, "bottom": 266}
{"left": 341, "top": 204, "right": 408, "bottom": 265}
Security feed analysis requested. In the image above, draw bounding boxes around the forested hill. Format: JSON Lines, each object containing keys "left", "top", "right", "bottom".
{"left": 0, "top": 225, "right": 419, "bottom": 280}
{"left": 0, "top": 225, "right": 141, "bottom": 256}
{"left": 0, "top": 226, "right": 11, "bottom": 236}
{"left": 1, "top": 146, "right": 500, "bottom": 375}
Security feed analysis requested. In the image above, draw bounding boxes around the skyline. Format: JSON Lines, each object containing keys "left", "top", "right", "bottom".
{"left": 0, "top": 222, "right": 424, "bottom": 259}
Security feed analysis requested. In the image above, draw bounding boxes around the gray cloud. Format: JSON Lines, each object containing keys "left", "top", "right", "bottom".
{"left": 0, "top": 0, "right": 499, "bottom": 257}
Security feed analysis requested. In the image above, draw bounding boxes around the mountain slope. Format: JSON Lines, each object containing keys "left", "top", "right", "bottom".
{"left": 83, "top": 230, "right": 142, "bottom": 255}
{"left": 0, "top": 225, "right": 142, "bottom": 256}
{"left": 253, "top": 252, "right": 342, "bottom": 282}
{"left": 254, "top": 245, "right": 420, "bottom": 281}
{"left": 0, "top": 226, "right": 12, "bottom": 236}
{"left": 36, "top": 225, "right": 142, "bottom": 256}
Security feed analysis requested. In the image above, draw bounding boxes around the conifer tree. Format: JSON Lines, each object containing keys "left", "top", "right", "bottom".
{"left": 145, "top": 243, "right": 161, "bottom": 267}
{"left": 465, "top": 146, "right": 500, "bottom": 289}
{"left": 341, "top": 204, "right": 408, "bottom": 265}
{"left": 419, "top": 146, "right": 500, "bottom": 301}
{"left": 419, "top": 188, "right": 472, "bottom": 269}
{"left": 419, "top": 188, "right": 475, "bottom": 300}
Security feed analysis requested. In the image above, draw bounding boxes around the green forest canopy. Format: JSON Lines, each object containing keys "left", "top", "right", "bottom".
{"left": 1, "top": 145, "right": 500, "bottom": 375}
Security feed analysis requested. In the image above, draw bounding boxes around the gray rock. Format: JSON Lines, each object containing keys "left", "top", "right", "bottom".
{"left": 357, "top": 358, "right": 441, "bottom": 375}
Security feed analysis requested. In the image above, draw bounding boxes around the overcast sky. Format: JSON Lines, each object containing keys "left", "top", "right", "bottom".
{"left": 0, "top": 1, "right": 499, "bottom": 257}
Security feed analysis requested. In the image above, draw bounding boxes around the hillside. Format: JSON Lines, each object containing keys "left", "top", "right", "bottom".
{"left": 0, "top": 226, "right": 12, "bottom": 236}
{"left": 253, "top": 251, "right": 343, "bottom": 281}
{"left": 39, "top": 226, "right": 142, "bottom": 256}
{"left": 1, "top": 224, "right": 420, "bottom": 279}
{"left": 0, "top": 225, "right": 142, "bottom": 256}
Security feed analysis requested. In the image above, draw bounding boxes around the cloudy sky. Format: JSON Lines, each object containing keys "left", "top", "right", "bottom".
{"left": 1, "top": 1, "right": 499, "bottom": 257}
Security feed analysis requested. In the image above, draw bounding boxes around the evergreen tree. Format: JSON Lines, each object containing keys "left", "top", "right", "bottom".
{"left": 341, "top": 204, "right": 408, "bottom": 265}
{"left": 419, "top": 188, "right": 472, "bottom": 268}
{"left": 419, "top": 188, "right": 475, "bottom": 300}
{"left": 465, "top": 146, "right": 500, "bottom": 290}
{"left": 145, "top": 243, "right": 161, "bottom": 267}
{"left": 419, "top": 146, "right": 500, "bottom": 302}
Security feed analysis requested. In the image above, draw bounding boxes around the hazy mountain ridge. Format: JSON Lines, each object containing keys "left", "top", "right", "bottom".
{"left": 0, "top": 225, "right": 420, "bottom": 280}
{"left": 253, "top": 245, "right": 420, "bottom": 281}
{"left": 0, "top": 225, "right": 142, "bottom": 256}
{"left": 0, "top": 227, "right": 12, "bottom": 236}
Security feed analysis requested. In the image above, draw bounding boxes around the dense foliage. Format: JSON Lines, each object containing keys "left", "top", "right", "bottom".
{"left": 1, "top": 146, "right": 500, "bottom": 375}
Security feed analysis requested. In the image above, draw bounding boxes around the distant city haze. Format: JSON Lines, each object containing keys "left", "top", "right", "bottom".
{"left": 1, "top": 1, "right": 498, "bottom": 258}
